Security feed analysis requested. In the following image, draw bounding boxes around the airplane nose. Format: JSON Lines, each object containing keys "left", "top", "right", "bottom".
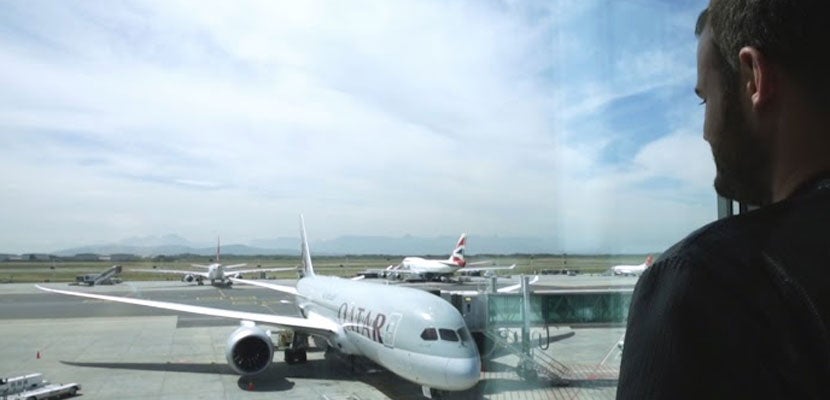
{"left": 444, "top": 356, "right": 481, "bottom": 390}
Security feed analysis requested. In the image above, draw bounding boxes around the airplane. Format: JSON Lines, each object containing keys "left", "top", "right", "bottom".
{"left": 37, "top": 216, "right": 481, "bottom": 398}
{"left": 384, "top": 233, "right": 515, "bottom": 281}
{"left": 134, "top": 238, "right": 294, "bottom": 286}
{"left": 611, "top": 255, "right": 654, "bottom": 276}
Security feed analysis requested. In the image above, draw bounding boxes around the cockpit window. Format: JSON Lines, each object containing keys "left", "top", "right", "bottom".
{"left": 439, "top": 328, "right": 459, "bottom": 342}
{"left": 420, "top": 328, "right": 438, "bottom": 341}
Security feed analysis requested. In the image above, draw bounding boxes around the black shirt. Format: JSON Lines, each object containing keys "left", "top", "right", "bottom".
{"left": 617, "top": 180, "right": 830, "bottom": 399}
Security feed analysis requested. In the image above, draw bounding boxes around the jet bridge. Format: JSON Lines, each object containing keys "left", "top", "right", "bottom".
{"left": 442, "top": 276, "right": 633, "bottom": 383}
{"left": 484, "top": 288, "right": 632, "bottom": 328}
{"left": 444, "top": 279, "right": 633, "bottom": 332}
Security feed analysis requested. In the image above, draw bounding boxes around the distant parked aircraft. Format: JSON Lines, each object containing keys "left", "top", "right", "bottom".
{"left": 611, "top": 255, "right": 654, "bottom": 276}
{"left": 134, "top": 238, "right": 294, "bottom": 286}
{"left": 384, "top": 233, "right": 515, "bottom": 281}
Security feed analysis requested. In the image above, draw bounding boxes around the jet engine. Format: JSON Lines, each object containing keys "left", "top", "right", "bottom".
{"left": 225, "top": 322, "right": 274, "bottom": 376}
{"left": 182, "top": 274, "right": 196, "bottom": 283}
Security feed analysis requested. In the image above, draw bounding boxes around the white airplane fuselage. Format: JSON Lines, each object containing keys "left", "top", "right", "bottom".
{"left": 611, "top": 256, "right": 653, "bottom": 276}
{"left": 612, "top": 265, "right": 647, "bottom": 276}
{"left": 398, "top": 257, "right": 459, "bottom": 275}
{"left": 297, "top": 275, "right": 480, "bottom": 391}
{"left": 206, "top": 264, "right": 226, "bottom": 281}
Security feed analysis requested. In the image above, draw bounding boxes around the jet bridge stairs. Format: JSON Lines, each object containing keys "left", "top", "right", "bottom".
{"left": 481, "top": 328, "right": 572, "bottom": 383}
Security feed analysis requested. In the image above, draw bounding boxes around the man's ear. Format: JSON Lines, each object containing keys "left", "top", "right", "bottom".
{"left": 738, "top": 47, "right": 775, "bottom": 110}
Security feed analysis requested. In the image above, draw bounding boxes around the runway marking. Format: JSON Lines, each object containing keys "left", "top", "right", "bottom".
{"left": 125, "top": 281, "right": 142, "bottom": 298}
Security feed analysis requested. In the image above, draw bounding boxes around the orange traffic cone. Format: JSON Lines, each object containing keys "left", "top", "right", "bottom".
{"left": 36, "top": 351, "right": 41, "bottom": 359}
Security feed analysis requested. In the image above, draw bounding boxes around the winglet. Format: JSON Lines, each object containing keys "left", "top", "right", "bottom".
{"left": 300, "top": 214, "right": 316, "bottom": 277}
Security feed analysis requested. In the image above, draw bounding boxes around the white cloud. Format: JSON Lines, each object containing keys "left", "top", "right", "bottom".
{"left": 0, "top": 0, "right": 713, "bottom": 254}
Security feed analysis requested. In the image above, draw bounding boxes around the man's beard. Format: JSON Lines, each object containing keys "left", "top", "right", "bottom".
{"left": 711, "top": 90, "right": 773, "bottom": 206}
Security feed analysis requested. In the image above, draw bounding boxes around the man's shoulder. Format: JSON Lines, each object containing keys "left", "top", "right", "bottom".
{"left": 651, "top": 191, "right": 830, "bottom": 284}
{"left": 621, "top": 195, "right": 830, "bottom": 400}
{"left": 657, "top": 210, "right": 765, "bottom": 267}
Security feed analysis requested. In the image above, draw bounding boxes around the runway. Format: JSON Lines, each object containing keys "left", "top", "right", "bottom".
{"left": 0, "top": 278, "right": 625, "bottom": 399}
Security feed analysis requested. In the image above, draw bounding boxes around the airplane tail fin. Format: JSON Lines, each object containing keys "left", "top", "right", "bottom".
{"left": 216, "top": 236, "right": 221, "bottom": 263}
{"left": 448, "top": 233, "right": 467, "bottom": 267}
{"left": 299, "top": 215, "right": 316, "bottom": 278}
{"left": 645, "top": 255, "right": 654, "bottom": 267}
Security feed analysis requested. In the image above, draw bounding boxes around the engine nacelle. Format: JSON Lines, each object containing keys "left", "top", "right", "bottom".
{"left": 225, "top": 322, "right": 274, "bottom": 376}
{"left": 182, "top": 274, "right": 196, "bottom": 283}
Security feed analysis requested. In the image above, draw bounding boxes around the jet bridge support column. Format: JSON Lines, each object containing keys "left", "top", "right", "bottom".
{"left": 516, "top": 276, "right": 538, "bottom": 380}
{"left": 521, "top": 276, "right": 531, "bottom": 354}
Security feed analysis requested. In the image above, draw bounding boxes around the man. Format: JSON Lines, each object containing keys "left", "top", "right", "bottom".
{"left": 618, "top": 2, "right": 830, "bottom": 398}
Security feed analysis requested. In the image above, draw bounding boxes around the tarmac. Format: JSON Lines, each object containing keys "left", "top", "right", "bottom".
{"left": 0, "top": 276, "right": 631, "bottom": 399}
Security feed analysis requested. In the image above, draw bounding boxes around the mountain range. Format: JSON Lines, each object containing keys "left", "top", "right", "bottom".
{"left": 50, "top": 234, "right": 559, "bottom": 257}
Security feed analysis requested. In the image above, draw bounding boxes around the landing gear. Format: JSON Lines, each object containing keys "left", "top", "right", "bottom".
{"left": 284, "top": 348, "right": 307, "bottom": 364}
{"left": 197, "top": 279, "right": 204, "bottom": 286}
{"left": 421, "top": 386, "right": 446, "bottom": 399}
{"left": 285, "top": 332, "right": 309, "bottom": 364}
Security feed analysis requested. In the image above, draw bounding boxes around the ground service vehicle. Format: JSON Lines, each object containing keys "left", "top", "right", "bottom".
{"left": 0, "top": 373, "right": 80, "bottom": 400}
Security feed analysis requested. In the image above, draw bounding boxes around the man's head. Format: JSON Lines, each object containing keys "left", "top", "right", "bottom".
{"left": 695, "top": 1, "right": 830, "bottom": 205}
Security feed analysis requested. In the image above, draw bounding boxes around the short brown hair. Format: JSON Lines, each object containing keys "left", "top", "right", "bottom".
{"left": 699, "top": 0, "right": 830, "bottom": 105}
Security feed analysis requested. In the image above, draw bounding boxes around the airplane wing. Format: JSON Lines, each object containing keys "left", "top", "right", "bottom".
{"left": 131, "top": 269, "right": 209, "bottom": 278}
{"left": 228, "top": 277, "right": 300, "bottom": 296}
{"left": 223, "top": 263, "right": 248, "bottom": 269}
{"left": 459, "top": 264, "right": 517, "bottom": 273}
{"left": 435, "top": 259, "right": 493, "bottom": 266}
{"left": 361, "top": 268, "right": 392, "bottom": 274}
{"left": 35, "top": 285, "right": 337, "bottom": 337}
{"left": 224, "top": 267, "right": 296, "bottom": 277}
{"left": 386, "top": 269, "right": 423, "bottom": 275}
{"left": 497, "top": 275, "right": 539, "bottom": 293}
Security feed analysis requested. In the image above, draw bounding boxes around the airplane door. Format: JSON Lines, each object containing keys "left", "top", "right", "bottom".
{"left": 382, "top": 313, "right": 402, "bottom": 348}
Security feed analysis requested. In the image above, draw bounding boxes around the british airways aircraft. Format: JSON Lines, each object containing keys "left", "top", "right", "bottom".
{"left": 385, "top": 233, "right": 515, "bottom": 281}
{"left": 38, "top": 217, "right": 480, "bottom": 398}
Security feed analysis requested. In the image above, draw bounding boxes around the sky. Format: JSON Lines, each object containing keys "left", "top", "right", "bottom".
{"left": 0, "top": 0, "right": 713, "bottom": 254}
